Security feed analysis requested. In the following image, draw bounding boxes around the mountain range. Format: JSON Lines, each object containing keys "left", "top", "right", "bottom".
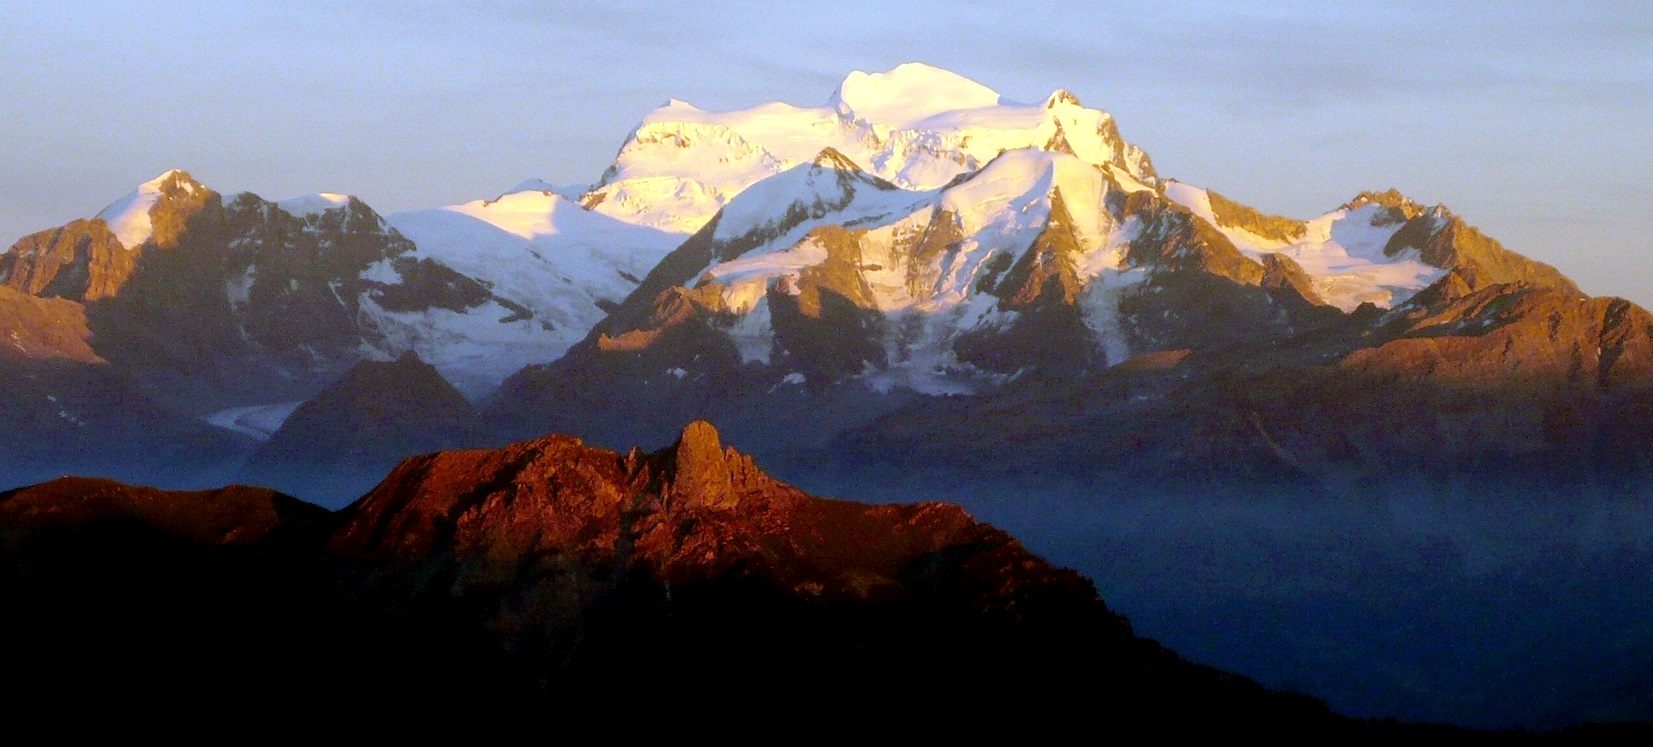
{"left": 3, "top": 63, "right": 1651, "bottom": 731}
{"left": 6, "top": 63, "right": 1638, "bottom": 501}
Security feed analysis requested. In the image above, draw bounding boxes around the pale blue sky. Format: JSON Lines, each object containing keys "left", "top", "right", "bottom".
{"left": 4, "top": 1, "right": 1649, "bottom": 304}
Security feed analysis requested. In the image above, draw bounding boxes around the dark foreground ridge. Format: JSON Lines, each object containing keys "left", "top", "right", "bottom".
{"left": 0, "top": 422, "right": 1619, "bottom": 739}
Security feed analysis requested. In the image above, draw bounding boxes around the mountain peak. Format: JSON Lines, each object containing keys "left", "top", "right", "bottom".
{"left": 276, "top": 192, "right": 354, "bottom": 218}
{"left": 495, "top": 177, "right": 582, "bottom": 201}
{"left": 811, "top": 146, "right": 863, "bottom": 172}
{"left": 828, "top": 63, "right": 1001, "bottom": 129}
{"left": 144, "top": 168, "right": 197, "bottom": 189}
{"left": 94, "top": 168, "right": 212, "bottom": 249}
{"left": 1342, "top": 188, "right": 1427, "bottom": 218}
{"left": 676, "top": 419, "right": 723, "bottom": 459}
{"left": 239, "top": 351, "right": 480, "bottom": 508}
{"left": 1045, "top": 89, "right": 1082, "bottom": 108}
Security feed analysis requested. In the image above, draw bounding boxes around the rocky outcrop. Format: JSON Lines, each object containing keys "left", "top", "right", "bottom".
{"left": 0, "top": 286, "right": 99, "bottom": 363}
{"left": 0, "top": 219, "right": 132, "bottom": 301}
{"left": 332, "top": 421, "right": 884, "bottom": 581}
{"left": 1125, "top": 191, "right": 1264, "bottom": 284}
{"left": 1385, "top": 207, "right": 1579, "bottom": 295}
{"left": 993, "top": 189, "right": 1087, "bottom": 308}
{"left": 1206, "top": 188, "right": 1307, "bottom": 243}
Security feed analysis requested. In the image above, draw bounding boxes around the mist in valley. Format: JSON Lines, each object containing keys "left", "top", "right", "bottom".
{"left": 785, "top": 466, "right": 1653, "bottom": 730}
{"left": 10, "top": 445, "right": 1650, "bottom": 731}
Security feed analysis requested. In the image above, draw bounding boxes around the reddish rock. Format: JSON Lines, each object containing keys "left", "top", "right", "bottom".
{"left": 331, "top": 420, "right": 1085, "bottom": 603}
{"left": 0, "top": 286, "right": 100, "bottom": 363}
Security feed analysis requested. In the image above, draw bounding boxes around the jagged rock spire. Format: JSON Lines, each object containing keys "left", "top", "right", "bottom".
{"left": 669, "top": 419, "right": 738, "bottom": 509}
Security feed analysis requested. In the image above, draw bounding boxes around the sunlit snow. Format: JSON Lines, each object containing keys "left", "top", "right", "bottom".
{"left": 276, "top": 193, "right": 352, "bottom": 218}
{"left": 1164, "top": 182, "right": 1445, "bottom": 310}
{"left": 687, "top": 148, "right": 1138, "bottom": 393}
{"left": 386, "top": 188, "right": 684, "bottom": 394}
{"left": 586, "top": 64, "right": 1155, "bottom": 237}
{"left": 94, "top": 169, "right": 195, "bottom": 248}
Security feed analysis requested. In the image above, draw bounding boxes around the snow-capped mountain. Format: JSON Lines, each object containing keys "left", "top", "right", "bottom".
{"left": 0, "top": 62, "right": 1641, "bottom": 496}
{"left": 483, "top": 65, "right": 1611, "bottom": 469}
{"left": 598, "top": 146, "right": 1150, "bottom": 395}
{"left": 492, "top": 158, "right": 1572, "bottom": 443}
{"left": 581, "top": 62, "right": 1156, "bottom": 235}
{"left": 562, "top": 65, "right": 1572, "bottom": 393}
{"left": 2, "top": 170, "right": 530, "bottom": 432}
{"left": 1161, "top": 183, "right": 1578, "bottom": 310}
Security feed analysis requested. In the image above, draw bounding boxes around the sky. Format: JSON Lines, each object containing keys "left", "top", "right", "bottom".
{"left": 4, "top": 1, "right": 1650, "bottom": 305}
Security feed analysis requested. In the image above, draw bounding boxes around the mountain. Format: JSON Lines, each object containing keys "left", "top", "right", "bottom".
{"left": 1, "top": 64, "right": 1640, "bottom": 498}
{"left": 486, "top": 71, "right": 1589, "bottom": 469}
{"left": 0, "top": 169, "right": 608, "bottom": 485}
{"left": 0, "top": 355, "right": 245, "bottom": 490}
{"left": 4, "top": 171, "right": 478, "bottom": 402}
{"left": 237, "top": 351, "right": 486, "bottom": 507}
{"left": 815, "top": 244, "right": 1653, "bottom": 493}
{"left": 84, "top": 173, "right": 517, "bottom": 406}
{"left": 581, "top": 62, "right": 1156, "bottom": 234}
{"left": 1, "top": 167, "right": 665, "bottom": 407}
{"left": 0, "top": 174, "right": 232, "bottom": 484}
{"left": 2, "top": 422, "right": 1399, "bottom": 737}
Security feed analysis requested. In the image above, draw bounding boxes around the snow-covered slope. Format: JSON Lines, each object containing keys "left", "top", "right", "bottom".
{"left": 568, "top": 146, "right": 1183, "bottom": 398}
{"left": 581, "top": 63, "right": 1156, "bottom": 235}
{"left": 699, "top": 148, "right": 1124, "bottom": 311}
{"left": 830, "top": 64, "right": 1000, "bottom": 128}
{"left": 386, "top": 185, "right": 684, "bottom": 384}
{"left": 276, "top": 192, "right": 352, "bottom": 218}
{"left": 692, "top": 147, "right": 1147, "bottom": 393}
{"left": 1164, "top": 182, "right": 1444, "bottom": 311}
{"left": 93, "top": 169, "right": 204, "bottom": 248}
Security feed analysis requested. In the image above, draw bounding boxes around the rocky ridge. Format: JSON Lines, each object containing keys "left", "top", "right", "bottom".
{"left": 1, "top": 421, "right": 1371, "bottom": 736}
